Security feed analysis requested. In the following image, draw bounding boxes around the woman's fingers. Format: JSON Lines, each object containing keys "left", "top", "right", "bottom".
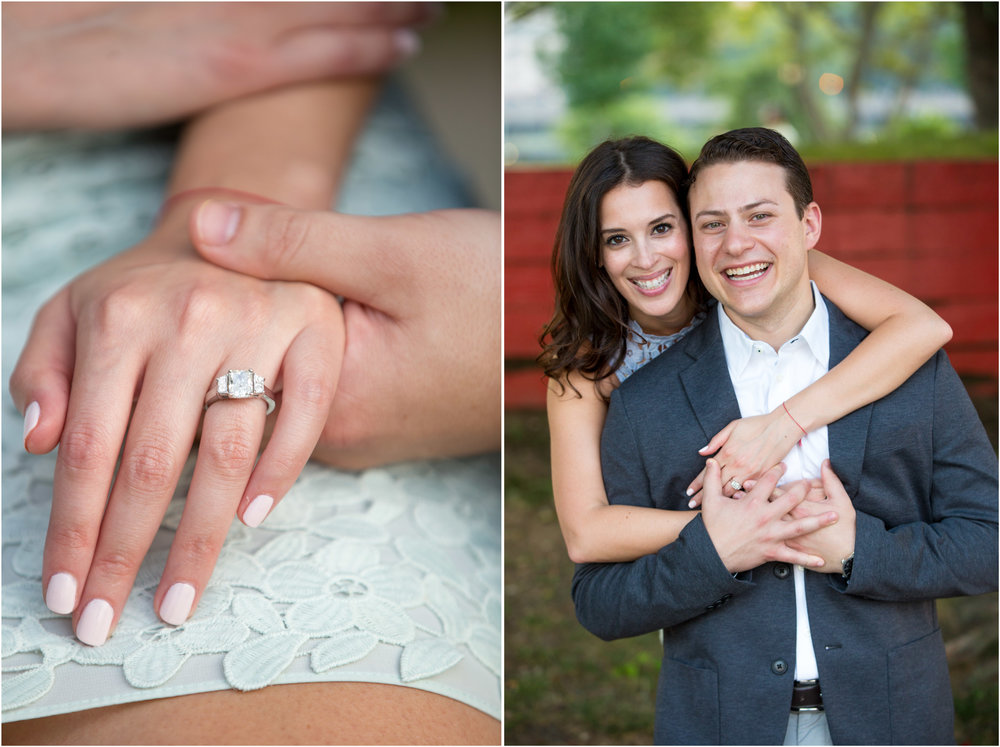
{"left": 155, "top": 374, "right": 270, "bottom": 626}
{"left": 698, "top": 420, "right": 736, "bottom": 456}
{"left": 41, "top": 326, "right": 143, "bottom": 620}
{"left": 273, "top": 25, "right": 422, "bottom": 80}
{"left": 235, "top": 321, "right": 343, "bottom": 529}
{"left": 69, "top": 362, "right": 205, "bottom": 645}
{"left": 9, "top": 289, "right": 76, "bottom": 454}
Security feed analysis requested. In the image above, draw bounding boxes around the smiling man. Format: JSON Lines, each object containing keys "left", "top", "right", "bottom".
{"left": 571, "top": 128, "right": 998, "bottom": 745}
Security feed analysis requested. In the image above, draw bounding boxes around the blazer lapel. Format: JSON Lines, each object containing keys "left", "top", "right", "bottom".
{"left": 679, "top": 312, "right": 742, "bottom": 446}
{"left": 824, "top": 299, "right": 871, "bottom": 499}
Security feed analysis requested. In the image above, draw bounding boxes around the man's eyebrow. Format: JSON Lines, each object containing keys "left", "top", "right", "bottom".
{"left": 693, "top": 200, "right": 778, "bottom": 221}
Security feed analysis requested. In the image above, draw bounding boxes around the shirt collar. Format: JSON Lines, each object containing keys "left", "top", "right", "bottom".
{"left": 717, "top": 281, "right": 830, "bottom": 379}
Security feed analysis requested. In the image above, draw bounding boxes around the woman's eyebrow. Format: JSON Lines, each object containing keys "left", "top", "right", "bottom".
{"left": 601, "top": 212, "right": 677, "bottom": 233}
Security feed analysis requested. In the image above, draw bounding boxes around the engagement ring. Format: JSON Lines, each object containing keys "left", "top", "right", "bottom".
{"left": 205, "top": 369, "right": 276, "bottom": 415}
{"left": 729, "top": 479, "right": 743, "bottom": 492}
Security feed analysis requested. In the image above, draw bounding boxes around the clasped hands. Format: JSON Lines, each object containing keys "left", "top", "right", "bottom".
{"left": 11, "top": 197, "right": 499, "bottom": 644}
{"left": 699, "top": 458, "right": 857, "bottom": 575}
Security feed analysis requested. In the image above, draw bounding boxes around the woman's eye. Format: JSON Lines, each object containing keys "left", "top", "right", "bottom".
{"left": 652, "top": 222, "right": 672, "bottom": 235}
{"left": 604, "top": 234, "right": 627, "bottom": 247}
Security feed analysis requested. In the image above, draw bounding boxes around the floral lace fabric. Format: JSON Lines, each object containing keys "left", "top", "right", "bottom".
{"left": 615, "top": 314, "right": 707, "bottom": 384}
{"left": 1, "top": 81, "right": 499, "bottom": 722}
{"left": 3, "top": 450, "right": 501, "bottom": 721}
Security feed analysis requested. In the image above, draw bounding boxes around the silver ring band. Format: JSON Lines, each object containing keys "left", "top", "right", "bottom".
{"left": 729, "top": 479, "right": 743, "bottom": 492}
{"left": 205, "top": 369, "right": 276, "bottom": 415}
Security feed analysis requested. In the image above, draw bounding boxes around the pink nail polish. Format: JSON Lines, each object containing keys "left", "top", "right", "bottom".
{"left": 23, "top": 401, "right": 40, "bottom": 446}
{"left": 77, "top": 599, "right": 114, "bottom": 646}
{"left": 243, "top": 494, "right": 273, "bottom": 528}
{"left": 45, "top": 572, "right": 77, "bottom": 615}
{"left": 160, "top": 582, "right": 195, "bottom": 626}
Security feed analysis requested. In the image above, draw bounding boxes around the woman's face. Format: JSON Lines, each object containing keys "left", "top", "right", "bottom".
{"left": 599, "top": 179, "right": 694, "bottom": 335}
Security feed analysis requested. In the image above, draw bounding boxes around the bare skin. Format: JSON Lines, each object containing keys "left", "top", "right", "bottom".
{"left": 1, "top": 682, "right": 500, "bottom": 745}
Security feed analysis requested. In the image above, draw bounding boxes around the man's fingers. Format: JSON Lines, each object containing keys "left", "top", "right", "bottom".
{"left": 9, "top": 290, "right": 76, "bottom": 453}
{"left": 748, "top": 462, "right": 786, "bottom": 501}
{"left": 191, "top": 202, "right": 416, "bottom": 313}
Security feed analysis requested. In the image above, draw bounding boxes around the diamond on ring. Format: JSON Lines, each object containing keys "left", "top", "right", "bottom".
{"left": 729, "top": 479, "right": 743, "bottom": 492}
{"left": 206, "top": 369, "right": 276, "bottom": 415}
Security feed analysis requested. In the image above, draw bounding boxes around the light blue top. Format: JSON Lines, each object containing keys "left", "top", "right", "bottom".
{"left": 615, "top": 313, "right": 707, "bottom": 384}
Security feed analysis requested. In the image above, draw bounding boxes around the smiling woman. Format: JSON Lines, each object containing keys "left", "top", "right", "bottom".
{"left": 598, "top": 180, "right": 694, "bottom": 337}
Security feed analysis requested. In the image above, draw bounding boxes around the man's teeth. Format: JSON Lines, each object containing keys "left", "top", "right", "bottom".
{"left": 725, "top": 262, "right": 769, "bottom": 280}
{"left": 633, "top": 270, "right": 670, "bottom": 290}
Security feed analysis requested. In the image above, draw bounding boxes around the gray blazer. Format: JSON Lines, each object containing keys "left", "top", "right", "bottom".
{"left": 572, "top": 299, "right": 998, "bottom": 745}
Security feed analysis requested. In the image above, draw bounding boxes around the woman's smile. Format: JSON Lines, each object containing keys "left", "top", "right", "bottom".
{"left": 631, "top": 267, "right": 672, "bottom": 294}
{"left": 600, "top": 180, "right": 693, "bottom": 335}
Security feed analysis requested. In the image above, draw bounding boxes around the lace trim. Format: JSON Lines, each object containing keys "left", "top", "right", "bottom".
{"left": 2, "top": 452, "right": 501, "bottom": 722}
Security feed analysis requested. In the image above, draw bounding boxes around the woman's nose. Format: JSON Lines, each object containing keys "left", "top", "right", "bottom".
{"left": 631, "top": 239, "right": 656, "bottom": 269}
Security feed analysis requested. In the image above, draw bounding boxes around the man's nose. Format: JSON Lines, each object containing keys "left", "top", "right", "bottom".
{"left": 722, "top": 222, "right": 754, "bottom": 255}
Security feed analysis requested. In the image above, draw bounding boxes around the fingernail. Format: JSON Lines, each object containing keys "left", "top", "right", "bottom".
{"left": 45, "top": 572, "right": 77, "bottom": 615}
{"left": 688, "top": 498, "right": 697, "bottom": 509}
{"left": 77, "top": 599, "right": 114, "bottom": 646}
{"left": 394, "top": 29, "right": 421, "bottom": 59}
{"left": 243, "top": 494, "right": 274, "bottom": 528}
{"left": 697, "top": 445, "right": 709, "bottom": 453}
{"left": 196, "top": 200, "right": 241, "bottom": 246}
{"left": 23, "top": 401, "right": 40, "bottom": 447}
{"left": 685, "top": 488, "right": 694, "bottom": 497}
{"left": 160, "top": 582, "right": 196, "bottom": 626}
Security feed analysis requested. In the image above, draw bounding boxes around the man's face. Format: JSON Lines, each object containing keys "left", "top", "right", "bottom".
{"left": 688, "top": 161, "right": 820, "bottom": 342}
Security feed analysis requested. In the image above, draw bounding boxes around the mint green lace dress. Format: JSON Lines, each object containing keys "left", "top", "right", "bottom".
{"left": 1, "top": 83, "right": 500, "bottom": 722}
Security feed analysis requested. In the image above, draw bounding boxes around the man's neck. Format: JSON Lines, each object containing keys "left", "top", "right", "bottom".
{"left": 723, "top": 279, "right": 816, "bottom": 350}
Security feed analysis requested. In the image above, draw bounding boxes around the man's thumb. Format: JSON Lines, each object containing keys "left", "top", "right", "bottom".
{"left": 193, "top": 200, "right": 244, "bottom": 250}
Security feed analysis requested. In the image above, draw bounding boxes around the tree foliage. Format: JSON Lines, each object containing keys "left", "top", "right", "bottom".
{"left": 528, "top": 1, "right": 993, "bottom": 161}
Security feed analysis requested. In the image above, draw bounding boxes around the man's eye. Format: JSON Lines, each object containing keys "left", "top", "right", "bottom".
{"left": 702, "top": 221, "right": 722, "bottom": 231}
{"left": 750, "top": 213, "right": 770, "bottom": 221}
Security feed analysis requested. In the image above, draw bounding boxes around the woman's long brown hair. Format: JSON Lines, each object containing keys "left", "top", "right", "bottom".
{"left": 538, "top": 136, "right": 707, "bottom": 397}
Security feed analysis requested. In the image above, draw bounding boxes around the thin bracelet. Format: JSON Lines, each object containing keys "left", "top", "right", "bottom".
{"left": 782, "top": 401, "right": 808, "bottom": 439}
{"left": 158, "top": 187, "right": 282, "bottom": 224}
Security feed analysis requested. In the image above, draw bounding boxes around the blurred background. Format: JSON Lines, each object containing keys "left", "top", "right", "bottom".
{"left": 503, "top": 2, "right": 998, "bottom": 744}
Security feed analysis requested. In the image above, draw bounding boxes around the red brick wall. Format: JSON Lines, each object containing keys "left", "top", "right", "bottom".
{"left": 505, "top": 161, "right": 998, "bottom": 408}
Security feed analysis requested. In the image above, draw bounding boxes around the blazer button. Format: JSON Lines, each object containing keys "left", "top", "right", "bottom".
{"left": 771, "top": 659, "right": 789, "bottom": 675}
{"left": 773, "top": 564, "right": 791, "bottom": 579}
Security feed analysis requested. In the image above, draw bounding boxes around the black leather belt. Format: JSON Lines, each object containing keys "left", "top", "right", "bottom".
{"left": 791, "top": 679, "right": 823, "bottom": 712}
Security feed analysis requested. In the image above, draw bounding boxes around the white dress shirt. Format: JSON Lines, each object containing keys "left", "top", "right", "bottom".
{"left": 717, "top": 281, "right": 830, "bottom": 682}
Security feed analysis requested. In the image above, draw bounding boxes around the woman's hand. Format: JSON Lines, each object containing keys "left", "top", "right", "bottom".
{"left": 10, "top": 216, "right": 344, "bottom": 644}
{"left": 685, "top": 409, "right": 803, "bottom": 506}
{"left": 3, "top": 1, "right": 433, "bottom": 131}
{"left": 190, "top": 200, "right": 501, "bottom": 469}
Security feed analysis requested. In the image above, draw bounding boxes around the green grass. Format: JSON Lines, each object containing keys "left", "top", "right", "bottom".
{"left": 504, "top": 401, "right": 998, "bottom": 745}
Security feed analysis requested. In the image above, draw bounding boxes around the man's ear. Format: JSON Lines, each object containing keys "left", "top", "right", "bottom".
{"left": 802, "top": 202, "right": 822, "bottom": 250}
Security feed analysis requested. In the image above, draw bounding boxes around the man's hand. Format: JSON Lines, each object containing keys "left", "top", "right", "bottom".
{"left": 785, "top": 459, "right": 857, "bottom": 574}
{"left": 191, "top": 200, "right": 501, "bottom": 469}
{"left": 701, "top": 459, "right": 838, "bottom": 573}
